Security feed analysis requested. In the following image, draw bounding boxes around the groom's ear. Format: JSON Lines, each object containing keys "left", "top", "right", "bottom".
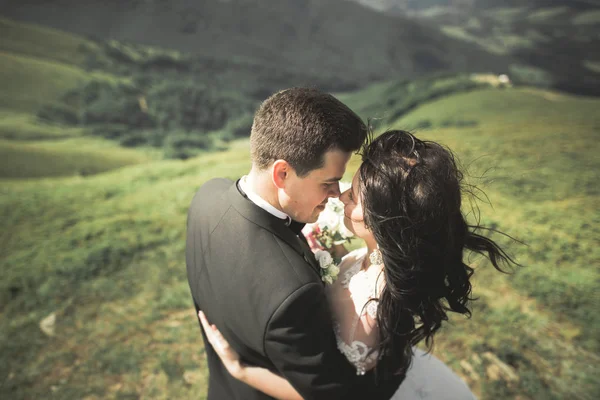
{"left": 272, "top": 160, "right": 291, "bottom": 189}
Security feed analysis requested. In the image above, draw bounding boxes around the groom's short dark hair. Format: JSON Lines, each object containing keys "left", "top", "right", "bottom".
{"left": 250, "top": 87, "right": 367, "bottom": 177}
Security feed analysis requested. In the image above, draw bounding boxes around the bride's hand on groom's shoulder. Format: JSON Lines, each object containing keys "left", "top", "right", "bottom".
{"left": 198, "top": 311, "right": 245, "bottom": 379}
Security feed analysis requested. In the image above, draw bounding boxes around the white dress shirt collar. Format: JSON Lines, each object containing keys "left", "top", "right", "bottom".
{"left": 239, "top": 175, "right": 291, "bottom": 223}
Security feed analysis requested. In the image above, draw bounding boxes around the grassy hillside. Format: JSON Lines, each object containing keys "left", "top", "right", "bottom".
{"left": 1, "top": 87, "right": 598, "bottom": 399}
{"left": 0, "top": 111, "right": 84, "bottom": 140}
{"left": 0, "top": 16, "right": 512, "bottom": 180}
{"left": 0, "top": 17, "right": 98, "bottom": 66}
{"left": 336, "top": 72, "right": 495, "bottom": 127}
{"left": 0, "top": 138, "right": 156, "bottom": 179}
{"left": 0, "top": 51, "right": 92, "bottom": 113}
{"left": 0, "top": 18, "right": 119, "bottom": 114}
{"left": 0, "top": 16, "right": 384, "bottom": 167}
{"left": 0, "top": 18, "right": 295, "bottom": 177}
{"left": 0, "top": 18, "right": 162, "bottom": 179}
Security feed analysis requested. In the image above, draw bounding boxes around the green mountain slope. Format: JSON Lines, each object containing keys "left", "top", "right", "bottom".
{"left": 0, "top": 51, "right": 92, "bottom": 113}
{"left": 353, "top": 0, "right": 599, "bottom": 13}
{"left": 0, "top": 18, "right": 112, "bottom": 113}
{"left": 1, "top": 0, "right": 508, "bottom": 85}
{"left": 0, "top": 16, "right": 359, "bottom": 176}
{"left": 1, "top": 86, "right": 598, "bottom": 399}
{"left": 0, "top": 18, "right": 159, "bottom": 178}
{"left": 358, "top": 0, "right": 600, "bottom": 95}
{"left": 0, "top": 16, "right": 101, "bottom": 66}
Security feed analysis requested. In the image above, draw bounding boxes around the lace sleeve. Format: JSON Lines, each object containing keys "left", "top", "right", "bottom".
{"left": 333, "top": 302, "right": 380, "bottom": 375}
{"left": 327, "top": 248, "right": 381, "bottom": 375}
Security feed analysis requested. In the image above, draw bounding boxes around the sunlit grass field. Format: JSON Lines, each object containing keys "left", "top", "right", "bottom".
{"left": 1, "top": 86, "right": 599, "bottom": 399}
{"left": 0, "top": 138, "right": 157, "bottom": 179}
{"left": 0, "top": 111, "right": 85, "bottom": 140}
{"left": 391, "top": 88, "right": 599, "bottom": 399}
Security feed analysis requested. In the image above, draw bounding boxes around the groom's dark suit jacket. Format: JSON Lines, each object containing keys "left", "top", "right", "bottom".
{"left": 186, "top": 178, "right": 403, "bottom": 400}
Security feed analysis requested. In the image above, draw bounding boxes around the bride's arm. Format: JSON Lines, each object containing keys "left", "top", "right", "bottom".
{"left": 235, "top": 365, "right": 303, "bottom": 400}
{"left": 199, "top": 311, "right": 303, "bottom": 400}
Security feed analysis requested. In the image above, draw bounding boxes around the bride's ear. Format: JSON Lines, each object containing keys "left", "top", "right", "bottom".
{"left": 272, "top": 160, "right": 291, "bottom": 189}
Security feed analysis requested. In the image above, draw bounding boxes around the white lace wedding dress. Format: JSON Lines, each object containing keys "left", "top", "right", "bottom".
{"left": 326, "top": 248, "right": 477, "bottom": 400}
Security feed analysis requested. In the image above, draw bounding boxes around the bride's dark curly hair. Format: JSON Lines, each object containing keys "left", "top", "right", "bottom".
{"left": 358, "top": 130, "right": 516, "bottom": 380}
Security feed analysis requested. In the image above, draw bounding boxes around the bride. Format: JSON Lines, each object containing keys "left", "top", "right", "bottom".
{"left": 199, "top": 130, "right": 515, "bottom": 399}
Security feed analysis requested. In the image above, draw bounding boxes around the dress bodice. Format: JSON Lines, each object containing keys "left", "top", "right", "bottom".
{"left": 326, "top": 248, "right": 385, "bottom": 375}
{"left": 327, "top": 250, "right": 478, "bottom": 398}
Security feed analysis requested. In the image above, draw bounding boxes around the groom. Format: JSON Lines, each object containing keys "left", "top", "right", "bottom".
{"left": 186, "top": 88, "right": 403, "bottom": 399}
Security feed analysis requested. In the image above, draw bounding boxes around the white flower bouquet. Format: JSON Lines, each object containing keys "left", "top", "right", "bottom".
{"left": 302, "top": 182, "right": 354, "bottom": 284}
{"left": 314, "top": 250, "right": 340, "bottom": 285}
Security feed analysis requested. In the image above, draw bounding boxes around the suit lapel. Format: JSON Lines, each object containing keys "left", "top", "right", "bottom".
{"left": 227, "top": 181, "right": 321, "bottom": 275}
{"left": 297, "top": 232, "right": 321, "bottom": 273}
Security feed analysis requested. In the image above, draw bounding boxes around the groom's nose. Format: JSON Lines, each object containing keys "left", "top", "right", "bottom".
{"left": 328, "top": 182, "right": 341, "bottom": 198}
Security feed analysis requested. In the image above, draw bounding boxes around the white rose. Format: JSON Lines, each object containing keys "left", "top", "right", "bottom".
{"left": 326, "top": 198, "right": 344, "bottom": 214}
{"left": 328, "top": 265, "right": 340, "bottom": 278}
{"left": 322, "top": 275, "right": 334, "bottom": 285}
{"left": 317, "top": 210, "right": 339, "bottom": 231}
{"left": 315, "top": 250, "right": 333, "bottom": 268}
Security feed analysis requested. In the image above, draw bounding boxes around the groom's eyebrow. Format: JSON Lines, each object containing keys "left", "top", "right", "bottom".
{"left": 323, "top": 177, "right": 342, "bottom": 183}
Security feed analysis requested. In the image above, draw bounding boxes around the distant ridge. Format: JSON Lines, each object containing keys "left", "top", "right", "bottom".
{"left": 348, "top": 0, "right": 600, "bottom": 95}
{"left": 350, "top": 0, "right": 599, "bottom": 12}
{"left": 0, "top": 0, "right": 508, "bottom": 86}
